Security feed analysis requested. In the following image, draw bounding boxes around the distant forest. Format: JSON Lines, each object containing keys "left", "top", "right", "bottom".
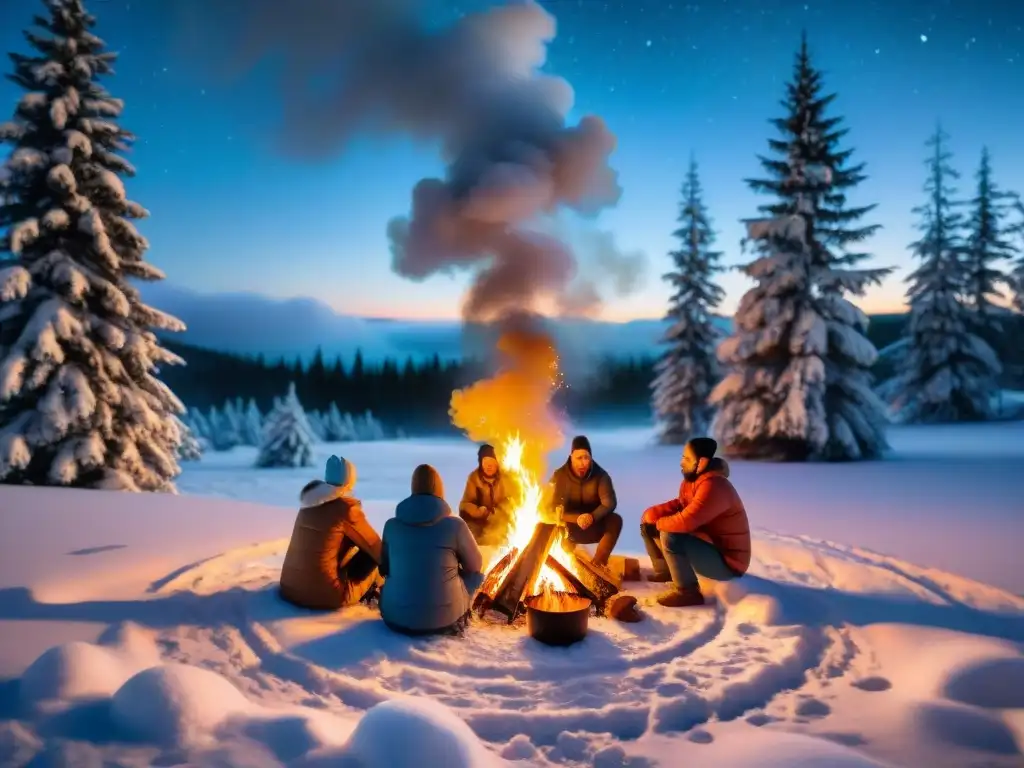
{"left": 159, "top": 338, "right": 654, "bottom": 434}
{"left": 159, "top": 313, "right": 1024, "bottom": 436}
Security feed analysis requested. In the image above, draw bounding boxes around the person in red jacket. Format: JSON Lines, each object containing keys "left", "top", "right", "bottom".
{"left": 640, "top": 437, "right": 751, "bottom": 607}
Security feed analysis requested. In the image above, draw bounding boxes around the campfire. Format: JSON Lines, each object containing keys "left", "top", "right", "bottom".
{"left": 448, "top": 327, "right": 622, "bottom": 640}
{"left": 471, "top": 435, "right": 620, "bottom": 625}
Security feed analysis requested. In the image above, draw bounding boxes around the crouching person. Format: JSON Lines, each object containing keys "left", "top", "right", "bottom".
{"left": 280, "top": 455, "right": 383, "bottom": 610}
{"left": 380, "top": 464, "right": 485, "bottom": 636}
{"left": 549, "top": 435, "right": 623, "bottom": 567}
{"left": 641, "top": 437, "right": 751, "bottom": 607}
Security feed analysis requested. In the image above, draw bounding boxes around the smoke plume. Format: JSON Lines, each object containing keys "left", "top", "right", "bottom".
{"left": 182, "top": 0, "right": 630, "bottom": 325}
{"left": 182, "top": 0, "right": 640, "bottom": 459}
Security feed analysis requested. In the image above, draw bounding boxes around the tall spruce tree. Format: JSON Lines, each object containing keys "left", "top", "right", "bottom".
{"left": 709, "top": 34, "right": 890, "bottom": 461}
{"left": 889, "top": 126, "right": 1001, "bottom": 422}
{"left": 964, "top": 148, "right": 1013, "bottom": 333}
{"left": 0, "top": 0, "right": 186, "bottom": 490}
{"left": 651, "top": 156, "right": 725, "bottom": 443}
{"left": 1009, "top": 197, "right": 1024, "bottom": 313}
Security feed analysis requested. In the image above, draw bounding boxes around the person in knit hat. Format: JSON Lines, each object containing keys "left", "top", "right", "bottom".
{"left": 279, "top": 455, "right": 384, "bottom": 610}
{"left": 458, "top": 443, "right": 513, "bottom": 545}
{"left": 379, "top": 464, "right": 485, "bottom": 636}
{"left": 640, "top": 437, "right": 751, "bottom": 608}
{"left": 546, "top": 434, "right": 622, "bottom": 567}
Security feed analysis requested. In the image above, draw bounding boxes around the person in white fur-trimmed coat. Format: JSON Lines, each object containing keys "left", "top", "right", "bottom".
{"left": 279, "top": 455, "right": 383, "bottom": 610}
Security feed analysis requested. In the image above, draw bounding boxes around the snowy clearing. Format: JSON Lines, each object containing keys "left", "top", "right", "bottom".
{"left": 176, "top": 422, "right": 1024, "bottom": 594}
{"left": 0, "top": 423, "right": 1023, "bottom": 766}
{"left": 0, "top": 487, "right": 1023, "bottom": 766}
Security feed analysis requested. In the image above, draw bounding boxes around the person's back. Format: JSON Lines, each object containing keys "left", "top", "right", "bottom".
{"left": 380, "top": 464, "right": 483, "bottom": 635}
{"left": 280, "top": 456, "right": 382, "bottom": 610}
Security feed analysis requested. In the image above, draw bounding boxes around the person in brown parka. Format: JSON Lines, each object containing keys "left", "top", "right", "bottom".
{"left": 458, "top": 443, "right": 513, "bottom": 545}
{"left": 279, "top": 455, "right": 383, "bottom": 610}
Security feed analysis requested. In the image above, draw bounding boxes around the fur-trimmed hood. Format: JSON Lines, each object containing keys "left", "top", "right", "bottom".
{"left": 299, "top": 480, "right": 350, "bottom": 509}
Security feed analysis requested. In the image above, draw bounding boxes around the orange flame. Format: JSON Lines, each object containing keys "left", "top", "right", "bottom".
{"left": 449, "top": 327, "right": 583, "bottom": 597}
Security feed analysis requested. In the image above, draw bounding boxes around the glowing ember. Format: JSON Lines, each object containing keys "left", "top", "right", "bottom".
{"left": 526, "top": 588, "right": 591, "bottom": 614}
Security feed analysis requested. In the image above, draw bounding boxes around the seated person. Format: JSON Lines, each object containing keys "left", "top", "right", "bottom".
{"left": 458, "top": 443, "right": 512, "bottom": 545}
{"left": 379, "top": 464, "right": 485, "bottom": 636}
{"left": 640, "top": 437, "right": 751, "bottom": 607}
{"left": 280, "top": 455, "right": 383, "bottom": 610}
{"left": 547, "top": 435, "right": 622, "bottom": 567}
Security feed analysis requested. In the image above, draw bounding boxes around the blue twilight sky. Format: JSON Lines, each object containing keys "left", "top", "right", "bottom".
{"left": 1, "top": 0, "right": 1022, "bottom": 321}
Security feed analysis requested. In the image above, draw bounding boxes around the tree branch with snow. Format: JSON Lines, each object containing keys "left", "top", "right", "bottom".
{"left": 0, "top": 0, "right": 187, "bottom": 491}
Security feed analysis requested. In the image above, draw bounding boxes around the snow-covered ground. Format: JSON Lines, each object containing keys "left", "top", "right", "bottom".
{"left": 177, "top": 421, "right": 1024, "bottom": 594}
{"left": 0, "top": 423, "right": 1022, "bottom": 767}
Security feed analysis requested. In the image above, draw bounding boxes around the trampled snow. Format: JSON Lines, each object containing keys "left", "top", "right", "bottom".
{"left": 0, "top": 425, "right": 1023, "bottom": 767}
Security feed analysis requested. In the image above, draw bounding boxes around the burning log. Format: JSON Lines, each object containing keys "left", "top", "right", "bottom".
{"left": 546, "top": 552, "right": 619, "bottom": 616}
{"left": 475, "top": 520, "right": 623, "bottom": 623}
{"left": 475, "top": 522, "right": 560, "bottom": 622}
{"left": 474, "top": 548, "right": 517, "bottom": 605}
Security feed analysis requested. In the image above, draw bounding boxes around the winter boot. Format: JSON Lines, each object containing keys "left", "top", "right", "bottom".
{"left": 656, "top": 586, "right": 705, "bottom": 608}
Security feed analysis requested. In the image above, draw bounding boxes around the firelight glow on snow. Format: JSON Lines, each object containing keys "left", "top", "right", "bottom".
{"left": 1, "top": 0, "right": 1023, "bottom": 767}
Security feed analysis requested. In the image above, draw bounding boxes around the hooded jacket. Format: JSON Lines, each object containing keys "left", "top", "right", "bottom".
{"left": 279, "top": 480, "right": 383, "bottom": 610}
{"left": 647, "top": 458, "right": 751, "bottom": 575}
{"left": 379, "top": 465, "right": 484, "bottom": 633}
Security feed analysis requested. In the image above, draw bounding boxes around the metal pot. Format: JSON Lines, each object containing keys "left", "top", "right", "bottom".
{"left": 524, "top": 591, "right": 592, "bottom": 646}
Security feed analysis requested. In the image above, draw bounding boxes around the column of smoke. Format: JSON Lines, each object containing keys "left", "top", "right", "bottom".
{"left": 185, "top": 0, "right": 641, "bottom": 474}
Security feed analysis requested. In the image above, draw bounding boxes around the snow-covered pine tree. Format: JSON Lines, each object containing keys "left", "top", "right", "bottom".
{"left": 175, "top": 417, "right": 202, "bottom": 461}
{"left": 187, "top": 406, "right": 211, "bottom": 441}
{"left": 1006, "top": 197, "right": 1024, "bottom": 313}
{"left": 340, "top": 410, "right": 357, "bottom": 441}
{"left": 709, "top": 34, "right": 891, "bottom": 461}
{"left": 241, "top": 398, "right": 262, "bottom": 445}
{"left": 221, "top": 399, "right": 244, "bottom": 443}
{"left": 0, "top": 0, "right": 186, "bottom": 490}
{"left": 223, "top": 398, "right": 244, "bottom": 438}
{"left": 354, "top": 410, "right": 385, "bottom": 441}
{"left": 963, "top": 148, "right": 1013, "bottom": 335}
{"left": 255, "top": 382, "right": 315, "bottom": 468}
{"left": 322, "top": 402, "right": 352, "bottom": 441}
{"left": 204, "top": 405, "right": 237, "bottom": 451}
{"left": 889, "top": 126, "right": 1001, "bottom": 423}
{"left": 651, "top": 156, "right": 725, "bottom": 444}
{"left": 306, "top": 409, "right": 326, "bottom": 442}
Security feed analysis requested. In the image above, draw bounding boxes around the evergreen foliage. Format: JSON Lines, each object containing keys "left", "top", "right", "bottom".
{"left": 0, "top": 0, "right": 186, "bottom": 490}
{"left": 651, "top": 157, "right": 725, "bottom": 444}
{"left": 888, "top": 126, "right": 1001, "bottom": 423}
{"left": 963, "top": 148, "right": 1013, "bottom": 335}
{"left": 710, "top": 34, "right": 891, "bottom": 461}
{"left": 255, "top": 381, "right": 316, "bottom": 468}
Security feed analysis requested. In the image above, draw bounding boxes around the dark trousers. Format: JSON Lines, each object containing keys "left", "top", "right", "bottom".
{"left": 640, "top": 523, "right": 738, "bottom": 591}
{"left": 339, "top": 548, "right": 383, "bottom": 605}
{"left": 565, "top": 511, "right": 623, "bottom": 566}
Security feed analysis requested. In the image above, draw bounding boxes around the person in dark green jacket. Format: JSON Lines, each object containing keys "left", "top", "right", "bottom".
{"left": 547, "top": 435, "right": 622, "bottom": 567}
{"left": 458, "top": 444, "right": 513, "bottom": 545}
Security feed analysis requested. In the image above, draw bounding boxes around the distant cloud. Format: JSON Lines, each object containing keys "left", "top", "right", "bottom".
{"left": 139, "top": 282, "right": 720, "bottom": 364}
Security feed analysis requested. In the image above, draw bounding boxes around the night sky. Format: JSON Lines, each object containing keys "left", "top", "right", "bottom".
{"left": 1, "top": 0, "right": 1022, "bottom": 321}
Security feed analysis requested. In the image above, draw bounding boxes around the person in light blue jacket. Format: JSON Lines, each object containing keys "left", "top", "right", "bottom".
{"left": 379, "top": 464, "right": 485, "bottom": 636}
